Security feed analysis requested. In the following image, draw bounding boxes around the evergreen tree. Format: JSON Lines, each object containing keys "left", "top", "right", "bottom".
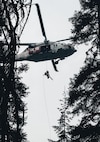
{"left": 67, "top": 0, "right": 100, "bottom": 141}
{"left": 0, "top": 0, "right": 32, "bottom": 141}
{"left": 68, "top": 58, "right": 100, "bottom": 141}
{"left": 48, "top": 92, "right": 71, "bottom": 142}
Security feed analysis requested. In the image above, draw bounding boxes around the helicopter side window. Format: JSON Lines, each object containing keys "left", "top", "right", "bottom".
{"left": 46, "top": 45, "right": 51, "bottom": 51}
{"left": 41, "top": 46, "right": 46, "bottom": 52}
{"left": 28, "top": 46, "right": 41, "bottom": 54}
{"left": 41, "top": 45, "right": 50, "bottom": 53}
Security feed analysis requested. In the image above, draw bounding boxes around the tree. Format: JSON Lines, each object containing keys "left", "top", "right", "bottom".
{"left": 48, "top": 92, "right": 71, "bottom": 142}
{"left": 68, "top": 59, "right": 100, "bottom": 141}
{"left": 67, "top": 0, "right": 100, "bottom": 141}
{"left": 0, "top": 0, "right": 32, "bottom": 141}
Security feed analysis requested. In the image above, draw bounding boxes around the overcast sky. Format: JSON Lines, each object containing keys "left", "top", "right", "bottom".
{"left": 18, "top": 0, "right": 89, "bottom": 142}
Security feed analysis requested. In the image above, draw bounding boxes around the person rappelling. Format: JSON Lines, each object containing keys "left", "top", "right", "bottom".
{"left": 44, "top": 71, "right": 53, "bottom": 80}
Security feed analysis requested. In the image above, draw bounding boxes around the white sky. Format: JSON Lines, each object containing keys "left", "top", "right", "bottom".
{"left": 18, "top": 0, "right": 89, "bottom": 142}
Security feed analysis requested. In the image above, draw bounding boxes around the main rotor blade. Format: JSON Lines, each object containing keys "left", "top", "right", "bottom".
{"left": 55, "top": 37, "right": 73, "bottom": 42}
{"left": 35, "top": 3, "right": 47, "bottom": 41}
{"left": 0, "top": 42, "right": 36, "bottom": 46}
{"left": 16, "top": 43, "right": 35, "bottom": 46}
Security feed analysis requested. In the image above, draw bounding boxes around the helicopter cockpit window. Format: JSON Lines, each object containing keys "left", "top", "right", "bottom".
{"left": 24, "top": 48, "right": 28, "bottom": 52}
{"left": 68, "top": 45, "right": 72, "bottom": 49}
{"left": 29, "top": 45, "right": 33, "bottom": 48}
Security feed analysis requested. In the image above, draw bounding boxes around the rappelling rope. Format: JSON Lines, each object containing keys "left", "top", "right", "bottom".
{"left": 42, "top": 76, "right": 51, "bottom": 139}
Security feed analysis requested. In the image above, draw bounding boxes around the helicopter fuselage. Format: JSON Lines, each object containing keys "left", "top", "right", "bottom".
{"left": 15, "top": 41, "right": 76, "bottom": 62}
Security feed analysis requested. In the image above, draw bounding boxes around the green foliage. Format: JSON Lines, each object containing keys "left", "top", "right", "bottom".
{"left": 0, "top": 0, "right": 31, "bottom": 141}
{"left": 67, "top": 0, "right": 100, "bottom": 141}
{"left": 70, "top": 123, "right": 100, "bottom": 142}
{"left": 68, "top": 57, "right": 100, "bottom": 142}
{"left": 49, "top": 93, "right": 71, "bottom": 142}
{"left": 69, "top": 0, "right": 98, "bottom": 45}
{"left": 0, "top": 63, "right": 29, "bottom": 142}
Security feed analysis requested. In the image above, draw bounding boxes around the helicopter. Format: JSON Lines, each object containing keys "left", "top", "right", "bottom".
{"left": 15, "top": 3, "right": 77, "bottom": 71}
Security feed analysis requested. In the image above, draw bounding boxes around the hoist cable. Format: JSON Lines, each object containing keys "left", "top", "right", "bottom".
{"left": 42, "top": 77, "right": 51, "bottom": 139}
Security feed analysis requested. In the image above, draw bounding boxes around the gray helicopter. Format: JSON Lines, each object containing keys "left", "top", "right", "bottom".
{"left": 13, "top": 4, "right": 76, "bottom": 71}
{"left": 15, "top": 4, "right": 76, "bottom": 71}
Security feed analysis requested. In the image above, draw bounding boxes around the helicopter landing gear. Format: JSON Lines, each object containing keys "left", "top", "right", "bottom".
{"left": 54, "top": 59, "right": 60, "bottom": 64}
